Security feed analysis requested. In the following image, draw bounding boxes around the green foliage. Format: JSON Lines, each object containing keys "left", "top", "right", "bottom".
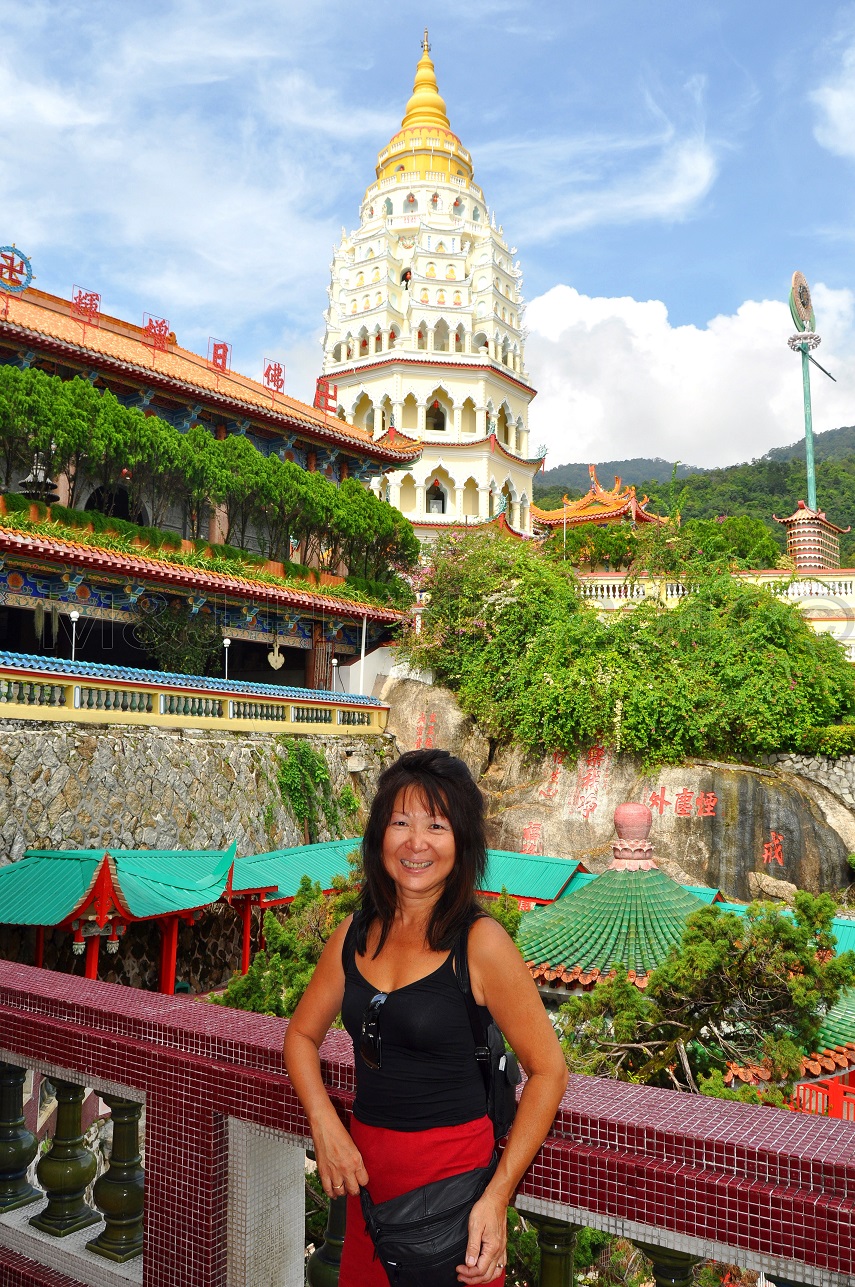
{"left": 215, "top": 852, "right": 363, "bottom": 1016}
{"left": 403, "top": 530, "right": 855, "bottom": 765}
{"left": 0, "top": 365, "right": 417, "bottom": 594}
{"left": 274, "top": 738, "right": 360, "bottom": 842}
{"left": 504, "top": 1207, "right": 539, "bottom": 1285}
{"left": 799, "top": 724, "right": 855, "bottom": 757}
{"left": 557, "top": 893, "right": 855, "bottom": 1096}
{"left": 546, "top": 520, "right": 637, "bottom": 571}
{"left": 133, "top": 599, "right": 224, "bottom": 675}
{"left": 481, "top": 888, "right": 522, "bottom": 940}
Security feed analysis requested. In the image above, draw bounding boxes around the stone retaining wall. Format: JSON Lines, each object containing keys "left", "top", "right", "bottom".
{"left": 763, "top": 752, "right": 855, "bottom": 811}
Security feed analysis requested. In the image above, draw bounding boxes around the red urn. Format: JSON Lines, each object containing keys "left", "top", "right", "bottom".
{"left": 614, "top": 802, "right": 653, "bottom": 841}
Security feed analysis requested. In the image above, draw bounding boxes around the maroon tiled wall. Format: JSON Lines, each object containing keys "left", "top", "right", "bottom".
{"left": 1, "top": 961, "right": 855, "bottom": 1286}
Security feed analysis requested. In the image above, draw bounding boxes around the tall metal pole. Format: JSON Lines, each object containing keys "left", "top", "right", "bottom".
{"left": 801, "top": 341, "right": 818, "bottom": 511}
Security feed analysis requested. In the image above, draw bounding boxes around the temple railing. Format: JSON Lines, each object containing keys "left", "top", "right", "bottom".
{"left": 0, "top": 652, "right": 389, "bottom": 736}
{"left": 0, "top": 963, "right": 853, "bottom": 1287}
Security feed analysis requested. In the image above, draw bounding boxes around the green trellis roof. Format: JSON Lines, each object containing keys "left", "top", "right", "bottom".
{"left": 482, "top": 851, "right": 585, "bottom": 902}
{"left": 816, "top": 987, "right": 855, "bottom": 1052}
{"left": 518, "top": 867, "right": 707, "bottom": 976}
{"left": 0, "top": 845, "right": 236, "bottom": 925}
{"left": 234, "top": 839, "right": 362, "bottom": 901}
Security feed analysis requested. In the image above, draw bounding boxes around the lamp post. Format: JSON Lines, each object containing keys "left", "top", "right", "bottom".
{"left": 331, "top": 656, "right": 339, "bottom": 692}
{"left": 787, "top": 271, "right": 836, "bottom": 512}
{"left": 69, "top": 610, "right": 80, "bottom": 663}
{"left": 223, "top": 637, "right": 231, "bottom": 681}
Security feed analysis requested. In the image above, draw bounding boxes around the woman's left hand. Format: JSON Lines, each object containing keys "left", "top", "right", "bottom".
{"left": 456, "top": 1191, "right": 507, "bottom": 1283}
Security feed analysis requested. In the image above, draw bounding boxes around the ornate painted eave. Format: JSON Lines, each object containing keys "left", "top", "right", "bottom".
{"left": 532, "top": 465, "right": 666, "bottom": 529}
{"left": 0, "top": 525, "right": 406, "bottom": 626}
{"left": 0, "top": 293, "right": 423, "bottom": 467}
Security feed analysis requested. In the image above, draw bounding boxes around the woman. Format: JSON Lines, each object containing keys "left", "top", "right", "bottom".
{"left": 283, "top": 749, "right": 568, "bottom": 1285}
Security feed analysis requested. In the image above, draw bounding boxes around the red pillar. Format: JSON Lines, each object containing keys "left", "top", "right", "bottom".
{"left": 159, "top": 917, "right": 179, "bottom": 995}
{"left": 34, "top": 926, "right": 44, "bottom": 969}
{"left": 240, "top": 898, "right": 253, "bottom": 975}
{"left": 84, "top": 933, "right": 100, "bottom": 980}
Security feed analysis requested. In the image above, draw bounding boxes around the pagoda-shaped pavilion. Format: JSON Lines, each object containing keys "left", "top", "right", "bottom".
{"left": 518, "top": 801, "right": 708, "bottom": 998}
{"left": 530, "top": 465, "right": 667, "bottom": 535}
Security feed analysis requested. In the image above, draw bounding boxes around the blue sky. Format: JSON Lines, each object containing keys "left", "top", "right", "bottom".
{"left": 3, "top": 0, "right": 855, "bottom": 467}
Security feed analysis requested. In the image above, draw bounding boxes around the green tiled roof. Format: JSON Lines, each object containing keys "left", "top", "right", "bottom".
{"left": 518, "top": 867, "right": 707, "bottom": 976}
{"left": 559, "top": 871, "right": 598, "bottom": 897}
{"left": 683, "top": 884, "right": 724, "bottom": 904}
{"left": 1, "top": 845, "right": 236, "bottom": 924}
{"left": 816, "top": 987, "right": 855, "bottom": 1051}
{"left": 482, "top": 851, "right": 584, "bottom": 902}
{"left": 234, "top": 839, "right": 361, "bottom": 901}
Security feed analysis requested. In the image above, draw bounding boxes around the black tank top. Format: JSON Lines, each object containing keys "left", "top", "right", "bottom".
{"left": 341, "top": 916, "right": 490, "bottom": 1131}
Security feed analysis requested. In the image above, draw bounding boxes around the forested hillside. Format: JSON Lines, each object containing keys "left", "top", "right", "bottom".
{"left": 535, "top": 427, "right": 855, "bottom": 562}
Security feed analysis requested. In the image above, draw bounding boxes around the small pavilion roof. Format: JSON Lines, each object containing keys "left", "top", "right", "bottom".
{"left": 481, "top": 851, "right": 587, "bottom": 903}
{"left": 773, "top": 500, "right": 850, "bottom": 535}
{"left": 519, "top": 867, "right": 706, "bottom": 988}
{"left": 0, "top": 844, "right": 237, "bottom": 926}
{"left": 233, "top": 839, "right": 361, "bottom": 904}
{"left": 531, "top": 465, "right": 666, "bottom": 529}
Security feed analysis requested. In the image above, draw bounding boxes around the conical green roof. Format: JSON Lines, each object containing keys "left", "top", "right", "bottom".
{"left": 518, "top": 867, "right": 706, "bottom": 981}
{"left": 815, "top": 987, "right": 855, "bottom": 1052}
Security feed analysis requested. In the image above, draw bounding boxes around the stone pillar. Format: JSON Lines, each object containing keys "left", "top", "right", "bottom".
{"left": 518, "top": 426, "right": 530, "bottom": 457}
{"left": 510, "top": 499, "right": 521, "bottom": 529}
{"left": 453, "top": 405, "right": 463, "bottom": 436}
{"left": 0, "top": 1063, "right": 39, "bottom": 1212}
{"left": 476, "top": 406, "right": 488, "bottom": 436}
{"left": 415, "top": 483, "right": 425, "bottom": 519}
{"left": 464, "top": 331, "right": 472, "bottom": 354}
{"left": 631, "top": 1242, "right": 703, "bottom": 1287}
{"left": 427, "top": 326, "right": 435, "bottom": 352}
{"left": 87, "top": 1095, "right": 145, "bottom": 1262}
{"left": 30, "top": 1080, "right": 100, "bottom": 1235}
{"left": 417, "top": 404, "right": 427, "bottom": 435}
{"left": 478, "top": 487, "right": 490, "bottom": 519}
{"left": 381, "top": 329, "right": 389, "bottom": 352}
{"left": 525, "top": 1213, "right": 580, "bottom": 1287}
{"left": 392, "top": 400, "right": 403, "bottom": 430}
{"left": 388, "top": 481, "right": 401, "bottom": 510}
{"left": 454, "top": 486, "right": 464, "bottom": 519}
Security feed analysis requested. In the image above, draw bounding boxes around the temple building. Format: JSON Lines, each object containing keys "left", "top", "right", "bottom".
{"left": 321, "top": 32, "right": 545, "bottom": 538}
{"left": 531, "top": 466, "right": 667, "bottom": 536}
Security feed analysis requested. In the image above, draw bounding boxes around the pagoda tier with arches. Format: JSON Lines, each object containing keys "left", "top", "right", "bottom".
{"left": 321, "top": 31, "right": 544, "bottom": 538}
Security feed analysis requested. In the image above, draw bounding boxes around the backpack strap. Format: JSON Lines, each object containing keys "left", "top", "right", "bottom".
{"left": 454, "top": 919, "right": 491, "bottom": 1088}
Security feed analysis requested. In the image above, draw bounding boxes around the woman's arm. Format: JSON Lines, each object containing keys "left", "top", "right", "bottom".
{"left": 457, "top": 915, "right": 569, "bottom": 1285}
{"left": 282, "top": 915, "right": 369, "bottom": 1197}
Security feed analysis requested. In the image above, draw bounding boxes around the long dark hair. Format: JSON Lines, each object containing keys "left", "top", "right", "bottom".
{"left": 358, "top": 749, "right": 487, "bottom": 955}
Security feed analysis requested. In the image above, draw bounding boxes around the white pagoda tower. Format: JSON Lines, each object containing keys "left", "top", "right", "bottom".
{"left": 321, "top": 31, "right": 543, "bottom": 538}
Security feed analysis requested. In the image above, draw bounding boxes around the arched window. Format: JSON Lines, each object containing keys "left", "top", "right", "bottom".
{"left": 437, "top": 288, "right": 446, "bottom": 305}
{"left": 453, "top": 290, "right": 462, "bottom": 306}
{"left": 426, "top": 399, "right": 447, "bottom": 432}
{"left": 383, "top": 197, "right": 393, "bottom": 216}
{"left": 356, "top": 272, "right": 364, "bottom": 287}
{"left": 420, "top": 288, "right": 429, "bottom": 304}
{"left": 406, "top": 192, "right": 418, "bottom": 210}
{"left": 426, "top": 480, "right": 446, "bottom": 514}
{"left": 446, "top": 265, "right": 456, "bottom": 280}
{"left": 473, "top": 207, "right": 481, "bottom": 222}
{"left": 401, "top": 269, "right": 412, "bottom": 289}
{"left": 436, "top": 240, "right": 446, "bottom": 252}
{"left": 431, "top": 193, "right": 440, "bottom": 209}
{"left": 426, "top": 262, "right": 436, "bottom": 278}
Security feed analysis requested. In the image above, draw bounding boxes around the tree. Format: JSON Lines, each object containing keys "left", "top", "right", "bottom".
{"left": 557, "top": 893, "right": 855, "bottom": 1100}
{"left": 217, "top": 434, "right": 269, "bottom": 548}
{"left": 0, "top": 366, "right": 49, "bottom": 490}
{"left": 403, "top": 529, "right": 855, "bottom": 764}
{"left": 134, "top": 598, "right": 224, "bottom": 675}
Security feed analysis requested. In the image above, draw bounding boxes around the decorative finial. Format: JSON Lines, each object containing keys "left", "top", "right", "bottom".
{"left": 423, "top": 27, "right": 430, "bottom": 52}
{"left": 611, "top": 803, "right": 656, "bottom": 871}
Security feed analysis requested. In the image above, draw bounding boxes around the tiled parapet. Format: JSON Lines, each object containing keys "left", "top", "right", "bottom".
{"left": 1, "top": 961, "right": 854, "bottom": 1287}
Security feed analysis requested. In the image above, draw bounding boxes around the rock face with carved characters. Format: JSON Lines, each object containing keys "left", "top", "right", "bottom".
{"left": 382, "top": 677, "right": 855, "bottom": 900}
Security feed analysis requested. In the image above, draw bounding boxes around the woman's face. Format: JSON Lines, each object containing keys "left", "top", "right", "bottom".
{"left": 381, "top": 785, "right": 457, "bottom": 903}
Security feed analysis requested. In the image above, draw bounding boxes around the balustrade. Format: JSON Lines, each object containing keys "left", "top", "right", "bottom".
{"left": 0, "top": 1064, "right": 39, "bottom": 1213}
{"left": 1, "top": 959, "right": 853, "bottom": 1287}
{"left": 292, "top": 706, "right": 334, "bottom": 724}
{"left": 0, "top": 679, "right": 66, "bottom": 708}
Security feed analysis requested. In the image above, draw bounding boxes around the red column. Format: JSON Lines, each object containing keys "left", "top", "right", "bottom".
{"left": 34, "top": 926, "right": 44, "bottom": 969}
{"left": 159, "top": 917, "right": 179, "bottom": 995}
{"left": 240, "top": 898, "right": 253, "bottom": 975}
{"left": 84, "top": 933, "right": 100, "bottom": 980}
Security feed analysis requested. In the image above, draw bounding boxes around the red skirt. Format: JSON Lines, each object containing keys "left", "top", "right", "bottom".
{"left": 340, "top": 1113, "right": 505, "bottom": 1287}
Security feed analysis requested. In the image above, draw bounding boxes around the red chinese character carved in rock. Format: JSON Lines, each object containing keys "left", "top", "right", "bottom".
{"left": 674, "top": 788, "right": 695, "bottom": 817}
{"left": 696, "top": 792, "right": 718, "bottom": 817}
{"left": 0, "top": 251, "right": 27, "bottom": 289}
{"left": 72, "top": 287, "right": 101, "bottom": 325}
{"left": 521, "top": 823, "right": 543, "bottom": 855}
{"left": 143, "top": 314, "right": 170, "bottom": 352}
{"left": 585, "top": 744, "right": 606, "bottom": 767}
{"left": 208, "top": 339, "right": 232, "bottom": 372}
{"left": 576, "top": 791, "right": 599, "bottom": 820}
{"left": 263, "top": 360, "right": 285, "bottom": 393}
{"left": 762, "top": 831, "right": 784, "bottom": 865}
{"left": 314, "top": 376, "right": 338, "bottom": 413}
{"left": 648, "top": 788, "right": 672, "bottom": 815}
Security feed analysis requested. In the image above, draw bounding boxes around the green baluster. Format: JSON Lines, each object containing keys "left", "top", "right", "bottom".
{"left": 86, "top": 1096, "right": 144, "bottom": 1262}
{"left": 306, "top": 1192, "right": 347, "bottom": 1287}
{"left": 526, "top": 1213, "right": 579, "bottom": 1287}
{"left": 29, "top": 1080, "right": 100, "bottom": 1235}
{"left": 631, "top": 1242, "right": 702, "bottom": 1287}
{"left": 0, "top": 1063, "right": 40, "bottom": 1211}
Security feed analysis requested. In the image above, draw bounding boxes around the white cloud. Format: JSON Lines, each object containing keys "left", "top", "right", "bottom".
{"left": 525, "top": 283, "right": 855, "bottom": 468}
{"left": 811, "top": 38, "right": 855, "bottom": 159}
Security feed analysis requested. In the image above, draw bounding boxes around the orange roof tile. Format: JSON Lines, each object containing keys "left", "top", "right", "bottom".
{"left": 1, "top": 289, "right": 422, "bottom": 466}
{"left": 532, "top": 465, "right": 666, "bottom": 528}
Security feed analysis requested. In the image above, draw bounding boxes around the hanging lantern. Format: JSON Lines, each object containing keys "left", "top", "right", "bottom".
{"left": 72, "top": 924, "right": 85, "bottom": 955}
{"left": 406, "top": 192, "right": 416, "bottom": 205}
{"left": 107, "top": 921, "right": 120, "bottom": 954}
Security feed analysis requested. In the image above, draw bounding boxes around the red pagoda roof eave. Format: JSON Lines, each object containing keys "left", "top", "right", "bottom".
{"left": 773, "top": 508, "right": 851, "bottom": 535}
{"left": 0, "top": 530, "right": 405, "bottom": 625}
{"left": 0, "top": 320, "right": 421, "bottom": 466}
{"left": 331, "top": 354, "right": 537, "bottom": 398}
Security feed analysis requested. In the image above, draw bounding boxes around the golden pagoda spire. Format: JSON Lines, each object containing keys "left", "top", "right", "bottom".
{"left": 401, "top": 28, "right": 450, "bottom": 130}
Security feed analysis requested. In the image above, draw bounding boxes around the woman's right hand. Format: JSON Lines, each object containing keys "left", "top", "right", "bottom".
{"left": 312, "top": 1111, "right": 369, "bottom": 1197}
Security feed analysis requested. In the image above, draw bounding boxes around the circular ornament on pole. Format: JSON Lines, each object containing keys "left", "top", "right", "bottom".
{"left": 789, "top": 270, "right": 815, "bottom": 332}
{"left": 0, "top": 246, "right": 33, "bottom": 295}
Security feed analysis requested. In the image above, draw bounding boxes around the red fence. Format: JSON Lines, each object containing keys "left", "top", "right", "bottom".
{"left": 1, "top": 960, "right": 855, "bottom": 1287}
